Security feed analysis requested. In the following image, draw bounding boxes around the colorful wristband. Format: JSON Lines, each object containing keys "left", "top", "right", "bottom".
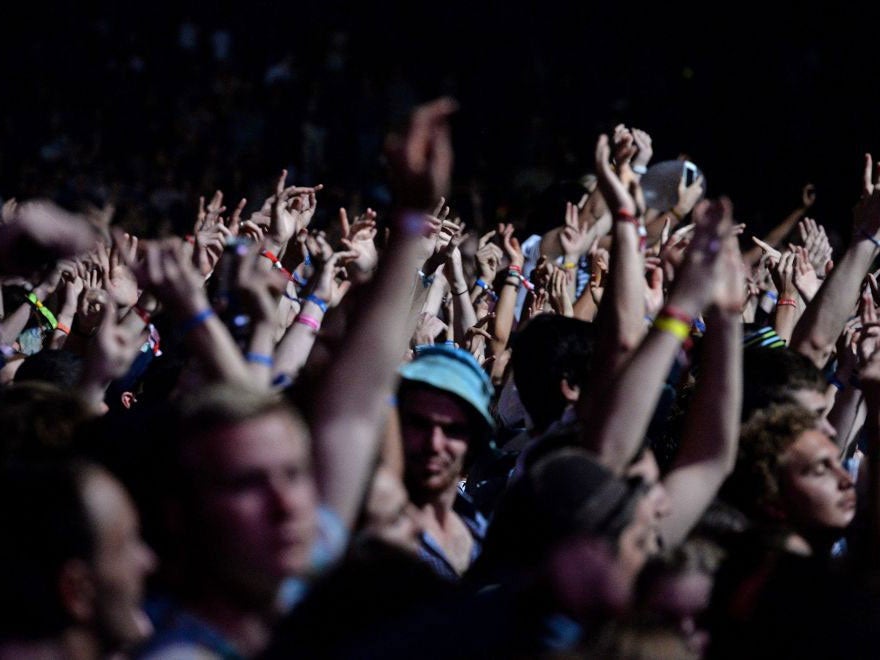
{"left": 305, "top": 294, "right": 328, "bottom": 314}
{"left": 654, "top": 316, "right": 691, "bottom": 341}
{"left": 777, "top": 298, "right": 798, "bottom": 308}
{"left": 659, "top": 305, "right": 693, "bottom": 327}
{"left": 246, "top": 352, "right": 274, "bottom": 367}
{"left": 26, "top": 292, "right": 57, "bottom": 329}
{"left": 859, "top": 227, "right": 880, "bottom": 250}
{"left": 295, "top": 314, "right": 321, "bottom": 331}
{"left": 180, "top": 308, "right": 215, "bottom": 336}
{"left": 55, "top": 322, "right": 70, "bottom": 335}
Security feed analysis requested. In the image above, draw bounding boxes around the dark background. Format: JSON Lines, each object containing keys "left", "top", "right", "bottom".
{"left": 2, "top": 2, "right": 880, "bottom": 242}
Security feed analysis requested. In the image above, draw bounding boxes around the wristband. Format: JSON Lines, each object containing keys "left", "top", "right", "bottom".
{"left": 615, "top": 208, "right": 636, "bottom": 220}
{"left": 859, "top": 227, "right": 880, "bottom": 250}
{"left": 295, "top": 314, "right": 321, "bottom": 331}
{"left": 55, "top": 322, "right": 70, "bottom": 335}
{"left": 26, "top": 293, "right": 57, "bottom": 329}
{"left": 828, "top": 374, "right": 845, "bottom": 391}
{"left": 659, "top": 305, "right": 693, "bottom": 327}
{"left": 475, "top": 278, "right": 499, "bottom": 301}
{"left": 417, "top": 269, "right": 435, "bottom": 289}
{"left": 452, "top": 287, "right": 469, "bottom": 296}
{"left": 283, "top": 290, "right": 300, "bottom": 303}
{"left": 632, "top": 164, "right": 648, "bottom": 175}
{"left": 508, "top": 264, "right": 523, "bottom": 274}
{"left": 670, "top": 207, "right": 685, "bottom": 221}
{"left": 292, "top": 271, "right": 308, "bottom": 288}
{"left": 654, "top": 316, "right": 691, "bottom": 341}
{"left": 692, "top": 317, "right": 706, "bottom": 333}
{"left": 180, "top": 308, "right": 215, "bottom": 336}
{"left": 133, "top": 305, "right": 151, "bottom": 324}
{"left": 246, "top": 352, "right": 274, "bottom": 367}
{"left": 764, "top": 290, "right": 778, "bottom": 302}
{"left": 260, "top": 250, "right": 292, "bottom": 278}
{"left": 305, "top": 294, "right": 328, "bottom": 314}
{"left": 777, "top": 298, "right": 798, "bottom": 308}
{"left": 562, "top": 262, "right": 577, "bottom": 270}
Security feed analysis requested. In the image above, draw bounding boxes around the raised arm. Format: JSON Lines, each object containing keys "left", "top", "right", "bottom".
{"left": 659, "top": 241, "right": 744, "bottom": 547}
{"left": 790, "top": 156, "right": 880, "bottom": 367}
{"left": 580, "top": 198, "right": 731, "bottom": 475}
{"left": 310, "top": 97, "right": 458, "bottom": 528}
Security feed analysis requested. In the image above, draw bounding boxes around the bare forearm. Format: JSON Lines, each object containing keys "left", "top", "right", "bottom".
{"left": 791, "top": 238, "right": 877, "bottom": 367}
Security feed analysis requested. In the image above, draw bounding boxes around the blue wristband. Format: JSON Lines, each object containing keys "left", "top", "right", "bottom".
{"left": 180, "top": 308, "right": 215, "bottom": 336}
{"left": 859, "top": 228, "right": 880, "bottom": 250}
{"left": 474, "top": 278, "right": 499, "bottom": 301}
{"left": 246, "top": 352, "right": 274, "bottom": 367}
{"left": 305, "top": 294, "right": 328, "bottom": 313}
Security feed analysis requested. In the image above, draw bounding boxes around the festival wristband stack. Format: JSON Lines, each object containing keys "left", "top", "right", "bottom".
{"left": 474, "top": 278, "right": 499, "bottom": 301}
{"left": 507, "top": 265, "right": 534, "bottom": 291}
{"left": 26, "top": 292, "right": 58, "bottom": 330}
{"left": 653, "top": 305, "right": 693, "bottom": 342}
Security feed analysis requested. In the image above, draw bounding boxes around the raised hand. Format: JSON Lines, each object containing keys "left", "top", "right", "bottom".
{"left": 674, "top": 171, "right": 705, "bottom": 219}
{"left": 308, "top": 250, "right": 359, "bottom": 308}
{"left": 475, "top": 231, "right": 503, "bottom": 283}
{"left": 769, "top": 249, "right": 798, "bottom": 301}
{"left": 611, "top": 124, "right": 638, "bottom": 169}
{"left": 498, "top": 222, "right": 524, "bottom": 269}
{"left": 385, "top": 97, "right": 458, "bottom": 210}
{"left": 595, "top": 134, "right": 639, "bottom": 218}
{"left": 339, "top": 207, "right": 379, "bottom": 277}
{"left": 411, "top": 311, "right": 448, "bottom": 346}
{"left": 269, "top": 170, "right": 324, "bottom": 247}
{"left": 101, "top": 233, "right": 140, "bottom": 308}
{"left": 792, "top": 245, "right": 821, "bottom": 302}
{"left": 798, "top": 217, "right": 833, "bottom": 275}
{"left": 548, "top": 268, "right": 574, "bottom": 316}
{"left": 631, "top": 128, "right": 653, "bottom": 171}
{"left": 644, "top": 261, "right": 665, "bottom": 318}
{"left": 193, "top": 222, "right": 230, "bottom": 277}
{"left": 560, "top": 201, "right": 591, "bottom": 260}
{"left": 854, "top": 153, "right": 880, "bottom": 235}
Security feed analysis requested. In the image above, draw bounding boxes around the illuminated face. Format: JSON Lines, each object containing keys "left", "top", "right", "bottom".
{"left": 778, "top": 429, "right": 856, "bottom": 532}
{"left": 190, "top": 410, "right": 318, "bottom": 594}
{"left": 81, "top": 469, "right": 156, "bottom": 650}
{"left": 399, "top": 388, "right": 473, "bottom": 501}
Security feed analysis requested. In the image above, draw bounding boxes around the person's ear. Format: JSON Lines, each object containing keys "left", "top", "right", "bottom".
{"left": 58, "top": 559, "right": 96, "bottom": 623}
{"left": 120, "top": 391, "right": 138, "bottom": 409}
{"left": 560, "top": 378, "right": 580, "bottom": 404}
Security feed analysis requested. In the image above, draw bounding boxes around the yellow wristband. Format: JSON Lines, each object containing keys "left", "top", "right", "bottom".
{"left": 562, "top": 262, "right": 577, "bottom": 270}
{"left": 654, "top": 316, "right": 690, "bottom": 341}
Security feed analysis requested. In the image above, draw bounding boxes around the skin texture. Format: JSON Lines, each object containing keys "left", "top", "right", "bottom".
{"left": 79, "top": 468, "right": 157, "bottom": 650}
{"left": 186, "top": 410, "right": 318, "bottom": 597}
{"left": 399, "top": 388, "right": 472, "bottom": 503}
{"left": 778, "top": 429, "right": 856, "bottom": 533}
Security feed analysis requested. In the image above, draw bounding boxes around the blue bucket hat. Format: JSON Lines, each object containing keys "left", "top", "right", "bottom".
{"left": 398, "top": 345, "right": 495, "bottom": 429}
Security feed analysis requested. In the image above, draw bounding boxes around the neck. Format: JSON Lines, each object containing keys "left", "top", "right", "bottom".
{"left": 412, "top": 482, "right": 459, "bottom": 522}
{"left": 188, "top": 595, "right": 276, "bottom": 658}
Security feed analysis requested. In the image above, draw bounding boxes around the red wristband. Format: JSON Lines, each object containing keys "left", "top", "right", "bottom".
{"left": 133, "top": 306, "right": 151, "bottom": 324}
{"left": 56, "top": 322, "right": 70, "bottom": 335}
{"left": 777, "top": 298, "right": 798, "bottom": 307}
{"left": 615, "top": 208, "right": 636, "bottom": 220}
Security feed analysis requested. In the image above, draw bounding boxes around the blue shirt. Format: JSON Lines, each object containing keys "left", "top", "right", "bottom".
{"left": 416, "top": 491, "right": 488, "bottom": 581}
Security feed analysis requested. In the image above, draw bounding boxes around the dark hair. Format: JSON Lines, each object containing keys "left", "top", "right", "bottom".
{"left": 0, "top": 462, "right": 96, "bottom": 640}
{"left": 741, "top": 347, "right": 825, "bottom": 422}
{"left": 15, "top": 349, "right": 83, "bottom": 389}
{"left": 512, "top": 315, "right": 595, "bottom": 432}
{"left": 723, "top": 404, "right": 818, "bottom": 521}
{"left": 471, "top": 446, "right": 642, "bottom": 582}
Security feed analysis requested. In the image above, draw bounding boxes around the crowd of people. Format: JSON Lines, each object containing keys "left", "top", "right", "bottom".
{"left": 3, "top": 94, "right": 880, "bottom": 659}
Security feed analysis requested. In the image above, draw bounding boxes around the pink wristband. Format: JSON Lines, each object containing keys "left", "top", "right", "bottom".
{"left": 295, "top": 314, "right": 321, "bottom": 331}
